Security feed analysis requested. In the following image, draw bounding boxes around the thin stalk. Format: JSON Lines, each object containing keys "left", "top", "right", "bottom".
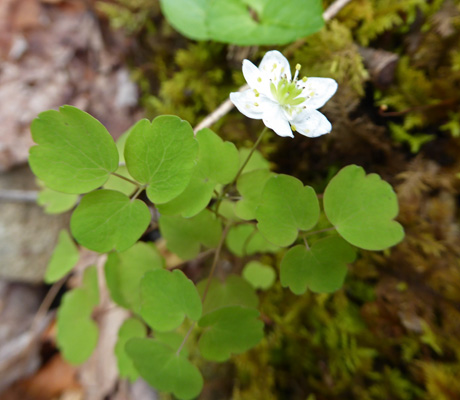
{"left": 233, "top": 127, "right": 268, "bottom": 185}
{"left": 215, "top": 126, "right": 268, "bottom": 214}
{"left": 176, "top": 322, "right": 196, "bottom": 356}
{"left": 111, "top": 172, "right": 139, "bottom": 186}
{"left": 175, "top": 223, "right": 232, "bottom": 355}
{"left": 303, "top": 227, "right": 337, "bottom": 236}
{"left": 131, "top": 185, "right": 146, "bottom": 201}
{"left": 201, "top": 223, "right": 232, "bottom": 304}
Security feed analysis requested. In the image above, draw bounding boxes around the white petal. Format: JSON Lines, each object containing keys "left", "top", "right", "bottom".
{"left": 230, "top": 90, "right": 273, "bottom": 120}
{"left": 291, "top": 109, "right": 332, "bottom": 138}
{"left": 298, "top": 77, "right": 338, "bottom": 109}
{"left": 262, "top": 102, "right": 294, "bottom": 138}
{"left": 258, "top": 50, "right": 291, "bottom": 83}
{"left": 242, "top": 60, "right": 271, "bottom": 97}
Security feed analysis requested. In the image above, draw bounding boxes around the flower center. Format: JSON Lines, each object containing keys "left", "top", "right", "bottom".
{"left": 269, "top": 63, "right": 306, "bottom": 108}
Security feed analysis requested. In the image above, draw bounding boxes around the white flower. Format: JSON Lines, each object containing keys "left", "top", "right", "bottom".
{"left": 230, "top": 50, "right": 338, "bottom": 138}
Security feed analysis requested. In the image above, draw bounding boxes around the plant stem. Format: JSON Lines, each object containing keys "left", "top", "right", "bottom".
{"left": 175, "top": 223, "right": 232, "bottom": 356}
{"left": 303, "top": 236, "right": 310, "bottom": 250}
{"left": 215, "top": 126, "right": 268, "bottom": 214}
{"left": 111, "top": 172, "right": 139, "bottom": 186}
{"left": 131, "top": 185, "right": 146, "bottom": 201}
{"left": 176, "top": 322, "right": 196, "bottom": 356}
{"left": 201, "top": 223, "right": 232, "bottom": 304}
{"left": 233, "top": 126, "right": 268, "bottom": 184}
{"left": 303, "top": 227, "right": 337, "bottom": 236}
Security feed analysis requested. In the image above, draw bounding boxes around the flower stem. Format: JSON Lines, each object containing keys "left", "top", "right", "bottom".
{"left": 233, "top": 126, "right": 268, "bottom": 184}
{"left": 215, "top": 126, "right": 268, "bottom": 214}
{"left": 111, "top": 172, "right": 139, "bottom": 186}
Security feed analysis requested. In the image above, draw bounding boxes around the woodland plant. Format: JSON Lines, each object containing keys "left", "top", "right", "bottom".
{"left": 30, "top": 48, "right": 404, "bottom": 399}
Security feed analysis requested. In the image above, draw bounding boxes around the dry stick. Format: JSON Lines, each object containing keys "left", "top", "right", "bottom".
{"left": 192, "top": 0, "right": 354, "bottom": 133}
{"left": 0, "top": 189, "right": 39, "bottom": 202}
{"left": 30, "top": 276, "right": 68, "bottom": 333}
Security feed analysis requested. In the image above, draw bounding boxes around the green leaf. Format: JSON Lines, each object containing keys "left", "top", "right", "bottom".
{"left": 124, "top": 116, "right": 198, "bottom": 204}
{"left": 217, "top": 199, "right": 242, "bottom": 222}
{"left": 37, "top": 187, "right": 78, "bottom": 214}
{"left": 256, "top": 174, "right": 320, "bottom": 247}
{"left": 57, "top": 266, "right": 99, "bottom": 365}
{"left": 140, "top": 269, "right": 202, "bottom": 332}
{"left": 160, "top": 0, "right": 324, "bottom": 46}
{"left": 323, "top": 165, "right": 405, "bottom": 250}
{"left": 235, "top": 169, "right": 273, "bottom": 220}
{"left": 159, "top": 209, "right": 222, "bottom": 260}
{"left": 242, "top": 261, "right": 276, "bottom": 290}
{"left": 156, "top": 172, "right": 215, "bottom": 217}
{"left": 29, "top": 106, "right": 118, "bottom": 194}
{"left": 126, "top": 338, "right": 203, "bottom": 400}
{"left": 44, "top": 230, "right": 79, "bottom": 284}
{"left": 105, "top": 242, "right": 164, "bottom": 311}
{"left": 280, "top": 236, "right": 356, "bottom": 295}
{"left": 157, "top": 129, "right": 239, "bottom": 217}
{"left": 197, "top": 275, "right": 258, "bottom": 315}
{"left": 226, "top": 224, "right": 279, "bottom": 257}
{"left": 239, "top": 147, "right": 270, "bottom": 174}
{"left": 198, "top": 306, "right": 264, "bottom": 362}
{"left": 196, "top": 128, "right": 240, "bottom": 184}
{"left": 70, "top": 189, "right": 150, "bottom": 253}
{"left": 115, "top": 318, "right": 147, "bottom": 382}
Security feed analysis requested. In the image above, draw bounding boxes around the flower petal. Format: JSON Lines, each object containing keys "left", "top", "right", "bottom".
{"left": 291, "top": 109, "right": 332, "bottom": 138}
{"left": 262, "top": 102, "right": 294, "bottom": 138}
{"left": 242, "top": 60, "right": 271, "bottom": 97}
{"left": 230, "top": 90, "right": 272, "bottom": 120}
{"left": 298, "top": 78, "right": 338, "bottom": 109}
{"left": 259, "top": 50, "right": 291, "bottom": 83}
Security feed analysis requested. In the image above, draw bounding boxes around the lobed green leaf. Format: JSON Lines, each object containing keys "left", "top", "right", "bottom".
{"left": 280, "top": 236, "right": 356, "bottom": 295}
{"left": 70, "top": 189, "right": 150, "bottom": 253}
{"left": 226, "top": 224, "right": 279, "bottom": 256}
{"left": 126, "top": 338, "right": 203, "bottom": 400}
{"left": 242, "top": 261, "right": 276, "bottom": 290}
{"left": 37, "top": 187, "right": 78, "bottom": 214}
{"left": 235, "top": 169, "right": 274, "bottom": 220}
{"left": 57, "top": 266, "right": 99, "bottom": 365}
{"left": 44, "top": 230, "right": 79, "bottom": 284}
{"left": 160, "top": 0, "right": 324, "bottom": 46}
{"left": 114, "top": 318, "right": 147, "bottom": 382}
{"left": 323, "top": 165, "right": 405, "bottom": 250}
{"left": 256, "top": 174, "right": 320, "bottom": 247}
{"left": 105, "top": 242, "right": 164, "bottom": 312}
{"left": 157, "top": 129, "right": 239, "bottom": 217}
{"left": 29, "top": 106, "right": 118, "bottom": 194}
{"left": 124, "top": 116, "right": 198, "bottom": 204}
{"left": 159, "top": 209, "right": 222, "bottom": 260}
{"left": 140, "top": 269, "right": 202, "bottom": 332}
{"left": 198, "top": 306, "right": 264, "bottom": 362}
{"left": 197, "top": 275, "right": 258, "bottom": 315}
